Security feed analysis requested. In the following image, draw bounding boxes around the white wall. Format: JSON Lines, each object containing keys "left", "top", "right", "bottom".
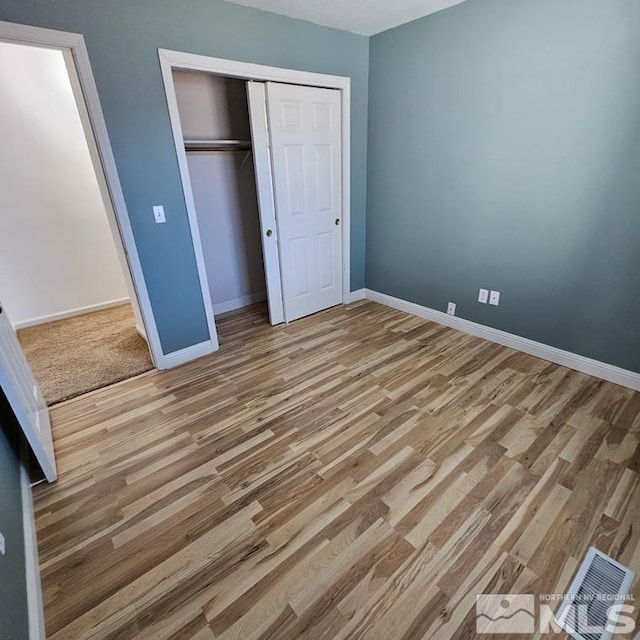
{"left": 173, "top": 71, "right": 266, "bottom": 313}
{"left": 0, "top": 43, "right": 128, "bottom": 328}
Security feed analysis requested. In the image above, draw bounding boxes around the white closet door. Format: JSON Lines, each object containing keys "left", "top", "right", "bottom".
{"left": 246, "top": 82, "right": 285, "bottom": 325}
{"left": 0, "top": 302, "right": 56, "bottom": 482}
{"left": 265, "top": 82, "right": 343, "bottom": 322}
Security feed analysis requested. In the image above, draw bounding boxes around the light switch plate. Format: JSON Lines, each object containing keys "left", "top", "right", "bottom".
{"left": 153, "top": 205, "right": 166, "bottom": 224}
{"left": 478, "top": 288, "right": 489, "bottom": 304}
{"left": 0, "top": 532, "right": 5, "bottom": 556}
{"left": 489, "top": 290, "right": 500, "bottom": 306}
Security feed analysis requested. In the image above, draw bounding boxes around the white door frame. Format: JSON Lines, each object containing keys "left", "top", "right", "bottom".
{"left": 0, "top": 20, "right": 166, "bottom": 368}
{"left": 158, "top": 49, "right": 351, "bottom": 343}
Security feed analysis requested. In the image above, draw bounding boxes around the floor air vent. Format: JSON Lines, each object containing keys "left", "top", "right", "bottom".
{"left": 555, "top": 547, "right": 634, "bottom": 640}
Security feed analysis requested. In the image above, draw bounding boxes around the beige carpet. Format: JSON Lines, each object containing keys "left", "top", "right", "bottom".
{"left": 18, "top": 304, "right": 154, "bottom": 406}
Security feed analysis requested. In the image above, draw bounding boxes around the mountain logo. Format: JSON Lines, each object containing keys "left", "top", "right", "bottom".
{"left": 476, "top": 594, "right": 535, "bottom": 634}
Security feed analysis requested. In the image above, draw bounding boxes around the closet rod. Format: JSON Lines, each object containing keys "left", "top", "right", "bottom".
{"left": 184, "top": 139, "right": 252, "bottom": 152}
{"left": 185, "top": 146, "right": 253, "bottom": 152}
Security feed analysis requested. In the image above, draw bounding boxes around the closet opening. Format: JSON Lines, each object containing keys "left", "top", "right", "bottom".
{"left": 160, "top": 49, "right": 352, "bottom": 353}
{"left": 172, "top": 71, "right": 270, "bottom": 337}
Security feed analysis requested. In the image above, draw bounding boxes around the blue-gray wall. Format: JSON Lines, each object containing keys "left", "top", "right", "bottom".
{"left": 3, "top": 0, "right": 638, "bottom": 372}
{"left": 367, "top": 0, "right": 640, "bottom": 372}
{"left": 0, "top": 392, "right": 29, "bottom": 640}
{"left": 0, "top": 1, "right": 369, "bottom": 354}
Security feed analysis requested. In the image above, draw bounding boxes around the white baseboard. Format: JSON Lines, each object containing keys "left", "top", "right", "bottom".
{"left": 345, "top": 288, "right": 366, "bottom": 304}
{"left": 213, "top": 292, "right": 267, "bottom": 315}
{"left": 365, "top": 289, "right": 640, "bottom": 392}
{"left": 20, "top": 448, "right": 46, "bottom": 640}
{"left": 157, "top": 340, "right": 217, "bottom": 370}
{"left": 13, "top": 298, "right": 130, "bottom": 330}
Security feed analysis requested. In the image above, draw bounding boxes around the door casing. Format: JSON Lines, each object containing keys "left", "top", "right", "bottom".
{"left": 158, "top": 49, "right": 351, "bottom": 346}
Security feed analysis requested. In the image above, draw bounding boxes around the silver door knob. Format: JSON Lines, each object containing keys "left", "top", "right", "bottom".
{"left": 266, "top": 229, "right": 273, "bottom": 237}
{"left": 335, "top": 218, "right": 341, "bottom": 226}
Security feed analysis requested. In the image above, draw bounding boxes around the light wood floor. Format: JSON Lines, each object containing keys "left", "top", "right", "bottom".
{"left": 33, "top": 301, "right": 640, "bottom": 639}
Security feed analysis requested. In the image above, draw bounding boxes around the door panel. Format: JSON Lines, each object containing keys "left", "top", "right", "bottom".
{"left": 318, "top": 232, "right": 336, "bottom": 290}
{"left": 246, "top": 82, "right": 285, "bottom": 325}
{"left": 314, "top": 146, "right": 334, "bottom": 213}
{"left": 0, "top": 302, "right": 56, "bottom": 482}
{"left": 283, "top": 146, "right": 306, "bottom": 215}
{"left": 291, "top": 237, "right": 311, "bottom": 298}
{"left": 265, "top": 82, "right": 342, "bottom": 322}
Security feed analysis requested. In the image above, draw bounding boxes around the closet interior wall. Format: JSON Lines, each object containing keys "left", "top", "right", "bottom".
{"left": 173, "top": 71, "right": 267, "bottom": 316}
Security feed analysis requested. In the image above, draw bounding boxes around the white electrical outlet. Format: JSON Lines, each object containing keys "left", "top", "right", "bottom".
{"left": 489, "top": 290, "right": 501, "bottom": 306}
{"left": 447, "top": 302, "right": 456, "bottom": 316}
{"left": 152, "top": 205, "right": 166, "bottom": 224}
{"left": 478, "top": 288, "right": 489, "bottom": 304}
{"left": 0, "top": 531, "right": 5, "bottom": 556}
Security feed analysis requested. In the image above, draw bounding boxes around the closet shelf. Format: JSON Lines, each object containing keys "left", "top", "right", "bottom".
{"left": 184, "top": 139, "right": 252, "bottom": 152}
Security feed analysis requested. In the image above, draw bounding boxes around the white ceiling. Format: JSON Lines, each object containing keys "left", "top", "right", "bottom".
{"left": 223, "top": 0, "right": 469, "bottom": 36}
